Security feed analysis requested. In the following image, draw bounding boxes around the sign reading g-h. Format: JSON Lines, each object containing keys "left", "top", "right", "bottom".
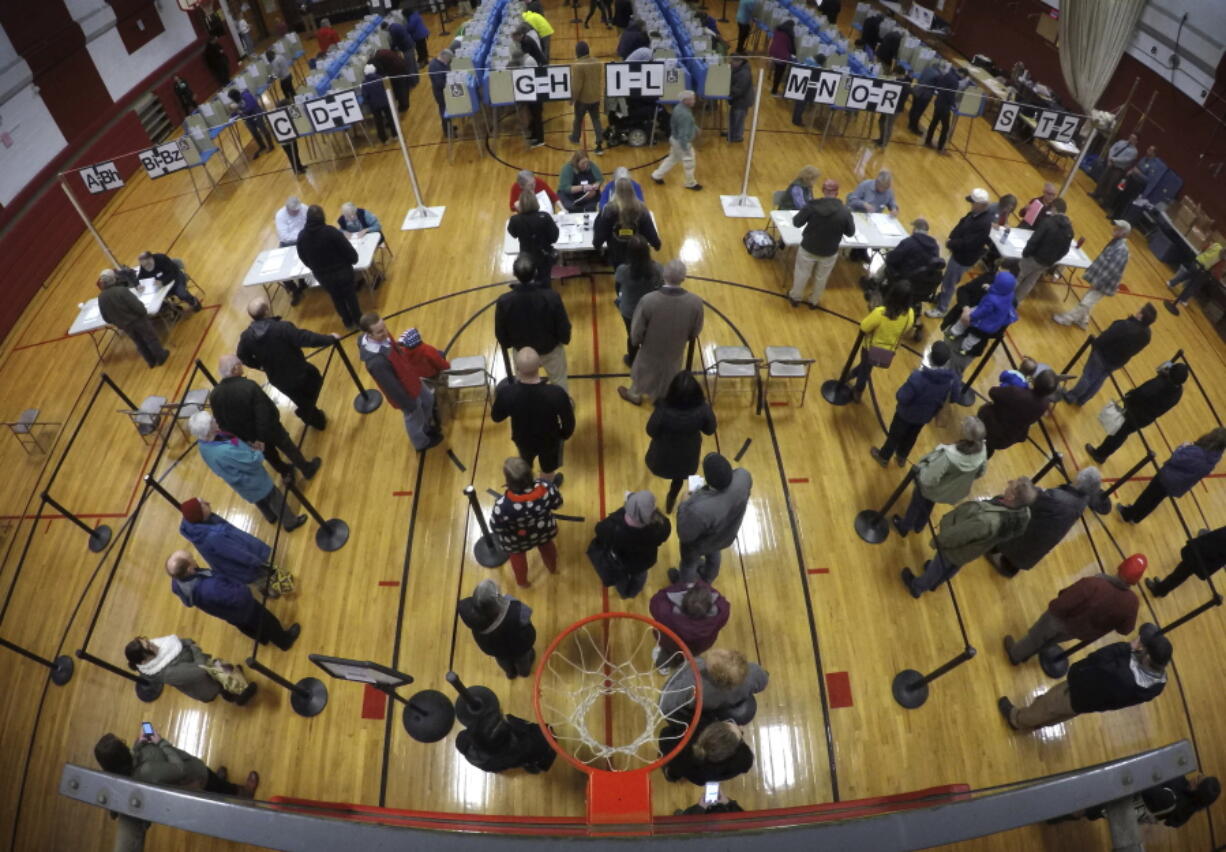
{"left": 512, "top": 66, "right": 572, "bottom": 102}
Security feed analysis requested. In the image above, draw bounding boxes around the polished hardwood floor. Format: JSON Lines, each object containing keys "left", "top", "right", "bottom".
{"left": 1, "top": 7, "right": 1223, "bottom": 851}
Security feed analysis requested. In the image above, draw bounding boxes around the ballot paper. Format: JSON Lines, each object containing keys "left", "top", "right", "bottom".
{"left": 869, "top": 213, "right": 906, "bottom": 237}
{"left": 536, "top": 190, "right": 551, "bottom": 211}
{"left": 260, "top": 249, "right": 288, "bottom": 274}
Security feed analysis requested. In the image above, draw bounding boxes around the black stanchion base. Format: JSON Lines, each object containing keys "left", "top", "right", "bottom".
{"left": 88, "top": 525, "right": 113, "bottom": 553}
{"left": 354, "top": 388, "right": 383, "bottom": 414}
{"left": 290, "top": 677, "right": 329, "bottom": 717}
{"left": 955, "top": 387, "right": 977, "bottom": 407}
{"left": 821, "top": 380, "right": 854, "bottom": 406}
{"left": 854, "top": 510, "right": 889, "bottom": 544}
{"left": 50, "top": 655, "right": 74, "bottom": 686}
{"left": 892, "top": 669, "right": 929, "bottom": 709}
{"left": 474, "top": 535, "right": 509, "bottom": 567}
{"left": 404, "top": 689, "right": 456, "bottom": 742}
{"left": 1090, "top": 492, "right": 1112, "bottom": 516}
{"left": 1038, "top": 644, "right": 1071, "bottom": 679}
{"left": 455, "top": 685, "right": 501, "bottom": 728}
{"left": 135, "top": 678, "right": 164, "bottom": 703}
{"left": 315, "top": 519, "right": 350, "bottom": 552}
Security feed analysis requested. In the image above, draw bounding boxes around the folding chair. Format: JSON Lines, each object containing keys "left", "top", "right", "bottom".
{"left": 703, "top": 344, "right": 762, "bottom": 407}
{"left": 173, "top": 258, "right": 207, "bottom": 303}
{"left": 437, "top": 356, "right": 494, "bottom": 420}
{"left": 120, "top": 395, "right": 169, "bottom": 443}
{"left": 763, "top": 346, "right": 816, "bottom": 407}
{"left": 6, "top": 409, "right": 59, "bottom": 454}
{"left": 165, "top": 388, "right": 210, "bottom": 441}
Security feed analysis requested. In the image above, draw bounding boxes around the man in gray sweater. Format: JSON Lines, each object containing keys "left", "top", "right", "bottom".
{"left": 673, "top": 453, "right": 752, "bottom": 583}
{"left": 650, "top": 90, "right": 701, "bottom": 190}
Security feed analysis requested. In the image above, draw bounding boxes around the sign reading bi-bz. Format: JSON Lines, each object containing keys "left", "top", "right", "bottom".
{"left": 512, "top": 66, "right": 572, "bottom": 102}
{"left": 606, "top": 62, "right": 665, "bottom": 97}
{"left": 80, "top": 161, "right": 124, "bottom": 195}
{"left": 304, "top": 90, "right": 364, "bottom": 132}
{"left": 137, "top": 141, "right": 190, "bottom": 180}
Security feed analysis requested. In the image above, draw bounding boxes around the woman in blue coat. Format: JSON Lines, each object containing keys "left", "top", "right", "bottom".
{"left": 1120, "top": 428, "right": 1226, "bottom": 523}
{"left": 177, "top": 497, "right": 273, "bottom": 586}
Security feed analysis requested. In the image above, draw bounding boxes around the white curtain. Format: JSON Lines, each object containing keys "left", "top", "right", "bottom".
{"left": 1058, "top": 0, "right": 1148, "bottom": 111}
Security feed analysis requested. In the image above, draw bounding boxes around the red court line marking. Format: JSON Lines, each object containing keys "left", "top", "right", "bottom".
{"left": 0, "top": 512, "right": 128, "bottom": 521}
{"left": 392, "top": 490, "right": 414, "bottom": 496}
{"left": 377, "top": 580, "right": 400, "bottom": 587}
{"left": 826, "top": 672, "right": 853, "bottom": 709}
{"left": 361, "top": 684, "right": 387, "bottom": 720}
{"left": 788, "top": 477, "right": 809, "bottom": 484}
{"left": 11, "top": 332, "right": 81, "bottom": 352}
{"left": 769, "top": 401, "right": 789, "bottom": 406}
{"left": 807, "top": 567, "right": 830, "bottom": 574}
{"left": 589, "top": 277, "right": 614, "bottom": 751}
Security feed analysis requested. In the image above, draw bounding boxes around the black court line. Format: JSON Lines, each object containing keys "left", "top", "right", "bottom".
{"left": 734, "top": 437, "right": 752, "bottom": 462}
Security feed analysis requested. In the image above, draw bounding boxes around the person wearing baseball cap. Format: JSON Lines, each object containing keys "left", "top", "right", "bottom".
{"left": 928, "top": 188, "right": 993, "bottom": 317}
{"left": 1002, "top": 553, "right": 1145, "bottom": 665}
{"left": 999, "top": 620, "right": 1170, "bottom": 731}
{"left": 1054, "top": 220, "right": 1131, "bottom": 329}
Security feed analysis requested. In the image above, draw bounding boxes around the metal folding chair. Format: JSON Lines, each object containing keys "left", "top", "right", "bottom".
{"left": 119, "top": 395, "right": 169, "bottom": 443}
{"left": 704, "top": 344, "right": 762, "bottom": 407}
{"left": 6, "top": 409, "right": 59, "bottom": 454}
{"left": 763, "top": 346, "right": 816, "bottom": 407}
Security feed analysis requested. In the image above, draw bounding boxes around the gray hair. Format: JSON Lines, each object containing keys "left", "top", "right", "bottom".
{"left": 876, "top": 169, "right": 892, "bottom": 186}
{"left": 340, "top": 202, "right": 357, "bottom": 216}
{"left": 911, "top": 218, "right": 929, "bottom": 233}
{"left": 662, "top": 259, "right": 687, "bottom": 285}
{"left": 320, "top": 17, "right": 331, "bottom": 27}
{"left": 98, "top": 269, "right": 117, "bottom": 284}
{"left": 960, "top": 415, "right": 986, "bottom": 444}
{"left": 679, "top": 89, "right": 696, "bottom": 104}
{"left": 613, "top": 165, "right": 630, "bottom": 181}
{"left": 188, "top": 411, "right": 216, "bottom": 440}
{"left": 439, "top": 48, "right": 454, "bottom": 61}
{"left": 517, "top": 169, "right": 535, "bottom": 189}
{"left": 286, "top": 196, "right": 301, "bottom": 211}
{"left": 218, "top": 354, "right": 242, "bottom": 377}
{"left": 1073, "top": 466, "right": 1102, "bottom": 495}
{"left": 1008, "top": 477, "right": 1039, "bottom": 506}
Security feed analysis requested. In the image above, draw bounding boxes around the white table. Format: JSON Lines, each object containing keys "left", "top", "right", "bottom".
{"left": 989, "top": 225, "right": 1092, "bottom": 269}
{"left": 502, "top": 212, "right": 599, "bottom": 256}
{"left": 769, "top": 210, "right": 908, "bottom": 251}
{"left": 69, "top": 281, "right": 174, "bottom": 361}
{"left": 242, "top": 232, "right": 387, "bottom": 304}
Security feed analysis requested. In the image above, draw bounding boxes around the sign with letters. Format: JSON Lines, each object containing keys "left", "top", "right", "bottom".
{"left": 267, "top": 103, "right": 313, "bottom": 142}
{"left": 512, "top": 66, "right": 572, "bottom": 102}
{"left": 304, "top": 90, "right": 364, "bottom": 132}
{"left": 605, "top": 62, "right": 665, "bottom": 98}
{"left": 782, "top": 67, "right": 843, "bottom": 104}
{"left": 843, "top": 75, "right": 906, "bottom": 114}
{"left": 80, "top": 161, "right": 123, "bottom": 195}
{"left": 908, "top": 4, "right": 934, "bottom": 29}
{"left": 993, "top": 101, "right": 1021, "bottom": 133}
{"left": 137, "top": 141, "right": 190, "bottom": 179}
{"left": 1034, "top": 109, "right": 1080, "bottom": 144}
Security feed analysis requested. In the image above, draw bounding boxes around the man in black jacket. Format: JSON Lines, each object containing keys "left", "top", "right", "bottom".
{"left": 930, "top": 188, "right": 993, "bottom": 316}
{"left": 137, "top": 251, "right": 201, "bottom": 311}
{"left": 209, "top": 354, "right": 322, "bottom": 479}
{"left": 495, "top": 255, "right": 572, "bottom": 392}
{"left": 788, "top": 178, "right": 855, "bottom": 309}
{"left": 923, "top": 64, "right": 960, "bottom": 152}
{"left": 237, "top": 297, "right": 339, "bottom": 430}
{"left": 882, "top": 218, "right": 939, "bottom": 282}
{"left": 1061, "top": 303, "right": 1156, "bottom": 406}
{"left": 999, "top": 622, "right": 1171, "bottom": 731}
{"left": 1086, "top": 361, "right": 1187, "bottom": 463}
{"left": 295, "top": 205, "right": 362, "bottom": 330}
{"left": 96, "top": 272, "right": 168, "bottom": 367}
{"left": 1013, "top": 198, "right": 1073, "bottom": 300}
{"left": 506, "top": 193, "right": 560, "bottom": 287}
{"left": 491, "top": 348, "right": 575, "bottom": 485}
{"left": 1146, "top": 526, "right": 1226, "bottom": 598}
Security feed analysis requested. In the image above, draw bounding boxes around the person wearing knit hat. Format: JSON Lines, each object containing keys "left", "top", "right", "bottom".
{"left": 589, "top": 490, "right": 671, "bottom": 598}
{"left": 361, "top": 60, "right": 395, "bottom": 143}
{"left": 177, "top": 497, "right": 289, "bottom": 590}
{"left": 1085, "top": 361, "right": 1188, "bottom": 464}
{"left": 457, "top": 578, "right": 538, "bottom": 678}
{"left": 1002, "top": 553, "right": 1145, "bottom": 665}
{"left": 356, "top": 312, "right": 449, "bottom": 451}
{"left": 673, "top": 454, "right": 752, "bottom": 583}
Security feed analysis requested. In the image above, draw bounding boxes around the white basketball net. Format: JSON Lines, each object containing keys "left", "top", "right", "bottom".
{"left": 538, "top": 618, "right": 696, "bottom": 772}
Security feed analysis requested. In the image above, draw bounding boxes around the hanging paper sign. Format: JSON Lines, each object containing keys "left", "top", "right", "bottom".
{"left": 137, "top": 141, "right": 189, "bottom": 179}
{"left": 843, "top": 75, "right": 906, "bottom": 114}
{"left": 1034, "top": 110, "right": 1080, "bottom": 144}
{"left": 267, "top": 102, "right": 313, "bottom": 141}
{"left": 605, "top": 62, "right": 665, "bottom": 97}
{"left": 511, "top": 66, "right": 572, "bottom": 102}
{"left": 994, "top": 101, "right": 1021, "bottom": 133}
{"left": 80, "top": 161, "right": 124, "bottom": 194}
{"left": 304, "top": 89, "right": 364, "bottom": 131}
{"left": 783, "top": 67, "right": 843, "bottom": 104}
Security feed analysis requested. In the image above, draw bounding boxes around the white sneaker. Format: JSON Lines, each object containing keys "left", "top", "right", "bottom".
{"left": 924, "top": 307, "right": 944, "bottom": 319}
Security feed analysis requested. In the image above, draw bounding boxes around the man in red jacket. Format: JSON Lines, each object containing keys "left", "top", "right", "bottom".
{"left": 1003, "top": 555, "right": 1146, "bottom": 665}
{"left": 356, "top": 314, "right": 448, "bottom": 451}
{"left": 649, "top": 580, "right": 730, "bottom": 670}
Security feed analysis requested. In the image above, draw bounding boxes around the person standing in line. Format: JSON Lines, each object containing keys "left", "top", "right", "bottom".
{"left": 660, "top": 718, "right": 754, "bottom": 785}
{"left": 210, "top": 354, "right": 322, "bottom": 480}
{"left": 849, "top": 283, "right": 914, "bottom": 402}
{"left": 1059, "top": 303, "right": 1155, "bottom": 407}
{"left": 788, "top": 178, "right": 855, "bottom": 309}
{"left": 871, "top": 341, "right": 958, "bottom": 468}
{"left": 94, "top": 731, "right": 258, "bottom": 799}
{"left": 226, "top": 88, "right": 274, "bottom": 159}
{"left": 594, "top": 177, "right": 662, "bottom": 270}
{"left": 1013, "top": 198, "right": 1073, "bottom": 301}
{"left": 405, "top": 8, "right": 431, "bottom": 66}
{"left": 923, "top": 62, "right": 959, "bottom": 152}
{"left": 124, "top": 633, "right": 257, "bottom": 705}
{"left": 649, "top": 579, "right": 730, "bottom": 669}
{"left": 569, "top": 42, "right": 604, "bottom": 151}
{"left": 650, "top": 91, "right": 702, "bottom": 190}
{"left": 589, "top": 491, "right": 672, "bottom": 599}
{"left": 495, "top": 255, "right": 572, "bottom": 391}
{"left": 893, "top": 416, "right": 988, "bottom": 536}
{"left": 356, "top": 313, "right": 444, "bottom": 451}
{"left": 458, "top": 579, "right": 537, "bottom": 678}
{"left": 1053, "top": 221, "right": 1132, "bottom": 330}
{"left": 619, "top": 260, "right": 704, "bottom": 406}
{"left": 1092, "top": 132, "right": 1139, "bottom": 201}
{"left": 735, "top": 0, "right": 755, "bottom": 54}
{"left": 978, "top": 370, "right": 1057, "bottom": 458}
{"left": 1146, "top": 526, "right": 1226, "bottom": 598}
{"left": 1165, "top": 241, "right": 1223, "bottom": 316}
{"left": 295, "top": 204, "right": 362, "bottom": 329}
{"left": 1002, "top": 555, "right": 1146, "bottom": 665}
{"left": 492, "top": 347, "right": 574, "bottom": 485}
{"left": 929, "top": 188, "right": 994, "bottom": 317}
{"left": 901, "top": 477, "right": 1037, "bottom": 598}
{"left": 96, "top": 271, "right": 168, "bottom": 367}
{"left": 237, "top": 297, "right": 338, "bottom": 431}
{"left": 674, "top": 453, "right": 752, "bottom": 584}
{"left": 165, "top": 550, "right": 300, "bottom": 649}
{"left": 986, "top": 468, "right": 1102, "bottom": 577}
{"left": 1085, "top": 362, "right": 1187, "bottom": 464}
{"left": 998, "top": 623, "right": 1170, "bottom": 731}
{"left": 1119, "top": 428, "right": 1226, "bottom": 524}
{"left": 189, "top": 412, "right": 306, "bottom": 530}
{"left": 726, "top": 56, "right": 752, "bottom": 143}
{"left": 491, "top": 457, "right": 563, "bottom": 587}
{"left": 646, "top": 371, "right": 718, "bottom": 512}
{"left": 274, "top": 196, "right": 310, "bottom": 304}
{"left": 661, "top": 647, "right": 768, "bottom": 724}
{"left": 507, "top": 193, "right": 560, "bottom": 286}
{"left": 177, "top": 497, "right": 281, "bottom": 591}
{"left": 614, "top": 235, "right": 663, "bottom": 366}
{"left": 428, "top": 49, "right": 454, "bottom": 136}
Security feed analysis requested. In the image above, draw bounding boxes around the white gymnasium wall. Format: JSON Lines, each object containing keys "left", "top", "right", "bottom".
{"left": 0, "top": 24, "right": 68, "bottom": 206}
{"left": 65, "top": 0, "right": 198, "bottom": 102}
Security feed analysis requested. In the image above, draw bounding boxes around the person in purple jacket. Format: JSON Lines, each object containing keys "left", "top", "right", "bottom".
{"left": 165, "top": 550, "right": 300, "bottom": 649}
{"left": 1118, "top": 428, "right": 1226, "bottom": 523}
{"left": 226, "top": 88, "right": 274, "bottom": 158}
{"left": 404, "top": 8, "right": 431, "bottom": 66}
{"left": 649, "top": 579, "right": 730, "bottom": 669}
{"left": 871, "top": 341, "right": 958, "bottom": 468}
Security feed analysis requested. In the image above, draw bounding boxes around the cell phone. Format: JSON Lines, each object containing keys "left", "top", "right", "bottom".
{"left": 703, "top": 782, "right": 720, "bottom": 805}
{"left": 141, "top": 722, "right": 155, "bottom": 738}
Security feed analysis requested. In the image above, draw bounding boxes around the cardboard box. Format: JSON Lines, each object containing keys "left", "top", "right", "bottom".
{"left": 1173, "top": 205, "right": 1196, "bottom": 231}
{"left": 1189, "top": 226, "right": 1209, "bottom": 251}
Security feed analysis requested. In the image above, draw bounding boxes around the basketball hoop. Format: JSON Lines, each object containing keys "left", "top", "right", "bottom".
{"left": 533, "top": 612, "right": 702, "bottom": 828}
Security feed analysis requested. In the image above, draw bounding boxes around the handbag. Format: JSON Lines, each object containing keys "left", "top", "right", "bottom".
{"left": 866, "top": 346, "right": 896, "bottom": 368}
{"left": 203, "top": 659, "right": 250, "bottom": 695}
{"left": 263, "top": 564, "right": 296, "bottom": 597}
{"left": 1098, "top": 400, "right": 1126, "bottom": 435}
{"left": 586, "top": 537, "right": 622, "bottom": 587}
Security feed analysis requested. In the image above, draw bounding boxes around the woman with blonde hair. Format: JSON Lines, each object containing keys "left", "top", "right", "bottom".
{"left": 779, "top": 164, "right": 821, "bottom": 210}
{"left": 594, "top": 176, "right": 661, "bottom": 267}
{"left": 660, "top": 647, "right": 769, "bottom": 724}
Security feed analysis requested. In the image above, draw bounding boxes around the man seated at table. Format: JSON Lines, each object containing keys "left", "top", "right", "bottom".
{"left": 137, "top": 251, "right": 201, "bottom": 312}
{"left": 97, "top": 270, "right": 169, "bottom": 368}
{"left": 861, "top": 218, "right": 940, "bottom": 296}
{"left": 599, "top": 165, "right": 643, "bottom": 210}
{"left": 274, "top": 196, "right": 310, "bottom": 305}
{"left": 1016, "top": 182, "right": 1058, "bottom": 230}
{"left": 509, "top": 169, "right": 560, "bottom": 212}
{"left": 846, "top": 170, "right": 899, "bottom": 215}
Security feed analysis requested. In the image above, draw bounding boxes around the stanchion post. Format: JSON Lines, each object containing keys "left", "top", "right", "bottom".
{"left": 686, "top": 337, "right": 697, "bottom": 372}
{"left": 1031, "top": 452, "right": 1063, "bottom": 485}
{"left": 143, "top": 475, "right": 181, "bottom": 509}
{"left": 76, "top": 649, "right": 162, "bottom": 701}
{"left": 822, "top": 331, "right": 865, "bottom": 406}
{"left": 283, "top": 479, "right": 350, "bottom": 552}
{"left": 1092, "top": 450, "right": 1155, "bottom": 515}
{"left": 1157, "top": 592, "right": 1224, "bottom": 636}
{"left": 956, "top": 336, "right": 1002, "bottom": 406}
{"left": 1060, "top": 335, "right": 1095, "bottom": 375}
{"left": 41, "top": 492, "right": 112, "bottom": 553}
{"left": 1, "top": 636, "right": 74, "bottom": 685}
{"left": 332, "top": 339, "right": 383, "bottom": 413}
{"left": 445, "top": 670, "right": 501, "bottom": 728}
{"left": 854, "top": 466, "right": 918, "bottom": 544}
{"left": 385, "top": 78, "right": 445, "bottom": 230}
{"left": 500, "top": 345, "right": 513, "bottom": 379}
{"left": 100, "top": 373, "right": 139, "bottom": 411}
{"left": 1038, "top": 637, "right": 1092, "bottom": 679}
{"left": 892, "top": 646, "right": 977, "bottom": 709}
{"left": 464, "top": 485, "right": 508, "bottom": 567}
{"left": 245, "top": 656, "right": 328, "bottom": 717}
{"left": 194, "top": 359, "right": 219, "bottom": 387}
{"left": 720, "top": 70, "right": 766, "bottom": 218}
{"left": 719, "top": 0, "right": 729, "bottom": 21}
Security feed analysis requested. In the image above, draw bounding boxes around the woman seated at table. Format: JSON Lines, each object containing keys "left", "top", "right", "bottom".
{"left": 337, "top": 202, "right": 383, "bottom": 241}
{"left": 557, "top": 151, "right": 603, "bottom": 213}
{"left": 594, "top": 177, "right": 661, "bottom": 269}
{"left": 509, "top": 169, "right": 559, "bottom": 212}
{"left": 777, "top": 165, "right": 821, "bottom": 211}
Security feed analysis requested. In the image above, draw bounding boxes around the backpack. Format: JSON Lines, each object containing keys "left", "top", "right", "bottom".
{"left": 743, "top": 229, "right": 777, "bottom": 259}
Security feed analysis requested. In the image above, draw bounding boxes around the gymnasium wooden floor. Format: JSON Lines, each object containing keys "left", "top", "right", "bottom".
{"left": 1, "top": 8, "right": 1223, "bottom": 851}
